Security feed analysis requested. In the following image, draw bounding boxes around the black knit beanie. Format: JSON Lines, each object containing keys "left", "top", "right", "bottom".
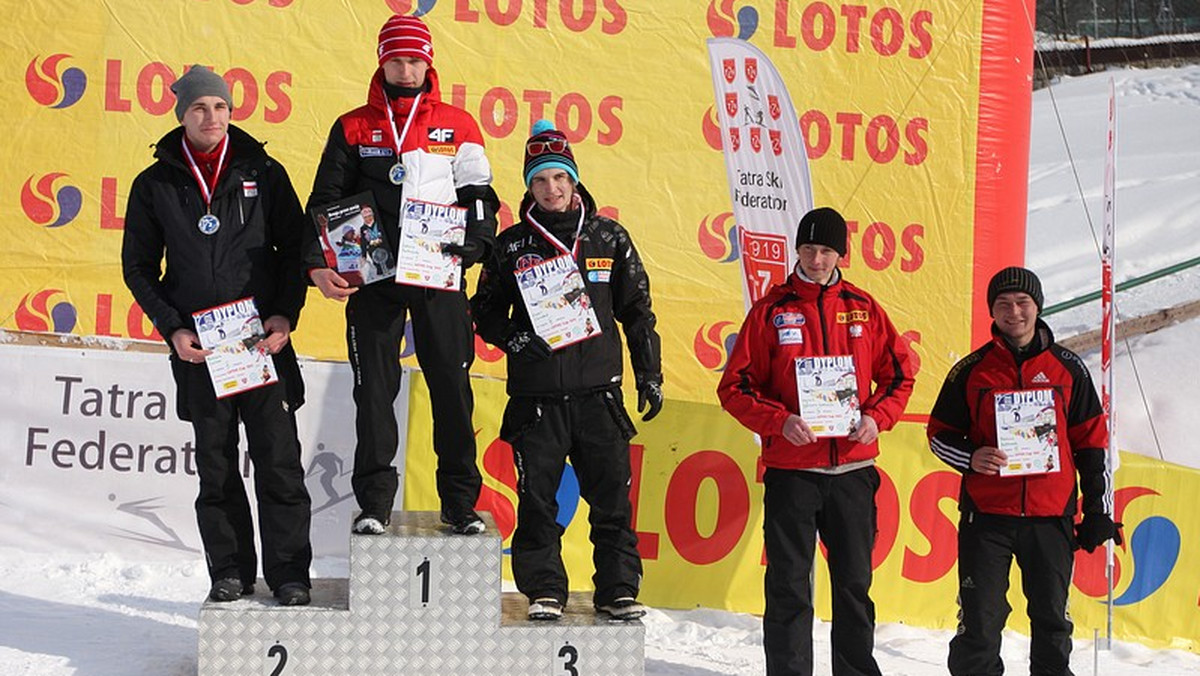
{"left": 987, "top": 266, "right": 1044, "bottom": 313}
{"left": 795, "top": 207, "right": 847, "bottom": 256}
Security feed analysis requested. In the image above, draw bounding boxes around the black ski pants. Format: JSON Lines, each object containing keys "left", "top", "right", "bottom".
{"left": 502, "top": 389, "right": 641, "bottom": 607}
{"left": 950, "top": 513, "right": 1076, "bottom": 676}
{"left": 345, "top": 282, "right": 481, "bottom": 519}
{"left": 179, "top": 354, "right": 312, "bottom": 591}
{"left": 762, "top": 466, "right": 882, "bottom": 676}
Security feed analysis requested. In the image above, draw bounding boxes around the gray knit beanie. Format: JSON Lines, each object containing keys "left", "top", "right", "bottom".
{"left": 170, "top": 65, "right": 232, "bottom": 121}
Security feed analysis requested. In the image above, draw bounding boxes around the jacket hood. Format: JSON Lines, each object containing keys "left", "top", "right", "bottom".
{"left": 517, "top": 181, "right": 598, "bottom": 219}
{"left": 990, "top": 317, "right": 1055, "bottom": 356}
{"left": 770, "top": 267, "right": 843, "bottom": 302}
{"left": 151, "top": 124, "right": 266, "bottom": 169}
{"left": 366, "top": 66, "right": 443, "bottom": 112}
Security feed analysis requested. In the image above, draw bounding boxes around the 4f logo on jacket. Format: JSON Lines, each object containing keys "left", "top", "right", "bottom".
{"left": 427, "top": 127, "right": 455, "bottom": 143}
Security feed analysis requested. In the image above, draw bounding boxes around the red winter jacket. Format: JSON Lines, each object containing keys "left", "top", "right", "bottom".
{"left": 717, "top": 271, "right": 915, "bottom": 470}
{"left": 304, "top": 67, "right": 498, "bottom": 273}
{"left": 927, "top": 320, "right": 1109, "bottom": 517}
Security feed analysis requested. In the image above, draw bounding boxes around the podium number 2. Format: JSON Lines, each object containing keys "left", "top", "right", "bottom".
{"left": 557, "top": 642, "right": 579, "bottom": 676}
{"left": 416, "top": 558, "right": 431, "bottom": 604}
{"left": 267, "top": 643, "right": 288, "bottom": 675}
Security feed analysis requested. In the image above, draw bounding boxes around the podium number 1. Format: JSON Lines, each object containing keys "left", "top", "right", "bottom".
{"left": 556, "top": 642, "right": 579, "bottom": 676}
{"left": 410, "top": 555, "right": 437, "bottom": 608}
{"left": 416, "top": 558, "right": 431, "bottom": 604}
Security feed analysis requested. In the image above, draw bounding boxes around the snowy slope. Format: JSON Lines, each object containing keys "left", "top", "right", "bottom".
{"left": 1027, "top": 64, "right": 1200, "bottom": 469}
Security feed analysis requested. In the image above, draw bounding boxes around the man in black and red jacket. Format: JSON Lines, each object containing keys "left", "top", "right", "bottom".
{"left": 304, "top": 15, "right": 500, "bottom": 536}
{"left": 928, "top": 266, "right": 1123, "bottom": 676}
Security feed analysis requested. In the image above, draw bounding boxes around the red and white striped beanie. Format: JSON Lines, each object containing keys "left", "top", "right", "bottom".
{"left": 377, "top": 15, "right": 434, "bottom": 66}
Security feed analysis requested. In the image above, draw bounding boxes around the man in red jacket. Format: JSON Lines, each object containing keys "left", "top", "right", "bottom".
{"left": 927, "top": 266, "right": 1122, "bottom": 675}
{"left": 718, "top": 207, "right": 915, "bottom": 676}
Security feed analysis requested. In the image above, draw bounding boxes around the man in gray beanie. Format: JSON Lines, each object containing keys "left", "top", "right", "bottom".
{"left": 928, "top": 265, "right": 1121, "bottom": 675}
{"left": 718, "top": 206, "right": 915, "bottom": 676}
{"left": 171, "top": 64, "right": 234, "bottom": 123}
{"left": 122, "top": 64, "right": 314, "bottom": 606}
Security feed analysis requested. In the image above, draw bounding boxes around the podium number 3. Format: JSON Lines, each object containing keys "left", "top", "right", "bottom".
{"left": 557, "top": 642, "right": 579, "bottom": 676}
{"left": 268, "top": 643, "right": 288, "bottom": 675}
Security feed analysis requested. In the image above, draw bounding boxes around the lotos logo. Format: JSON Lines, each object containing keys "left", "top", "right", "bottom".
{"left": 15, "top": 289, "right": 78, "bottom": 333}
{"left": 21, "top": 173, "right": 82, "bottom": 227}
{"left": 702, "top": 106, "right": 724, "bottom": 151}
{"left": 398, "top": 320, "right": 416, "bottom": 359}
{"left": 385, "top": 0, "right": 436, "bottom": 15}
{"left": 476, "top": 436, "right": 579, "bottom": 544}
{"left": 698, "top": 213, "right": 740, "bottom": 263}
{"left": 26, "top": 54, "right": 87, "bottom": 109}
{"left": 475, "top": 335, "right": 504, "bottom": 363}
{"left": 706, "top": 0, "right": 758, "bottom": 40}
{"left": 1073, "top": 486, "right": 1181, "bottom": 606}
{"left": 694, "top": 321, "right": 739, "bottom": 371}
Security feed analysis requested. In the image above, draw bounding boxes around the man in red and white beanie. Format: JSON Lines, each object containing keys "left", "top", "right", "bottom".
{"left": 304, "top": 14, "right": 500, "bottom": 538}
{"left": 377, "top": 14, "right": 434, "bottom": 66}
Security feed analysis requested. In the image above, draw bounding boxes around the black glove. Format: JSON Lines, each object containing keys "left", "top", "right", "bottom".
{"left": 442, "top": 239, "right": 485, "bottom": 267}
{"left": 637, "top": 381, "right": 663, "bottom": 422}
{"left": 1075, "top": 513, "right": 1124, "bottom": 553}
{"left": 504, "top": 330, "right": 552, "bottom": 362}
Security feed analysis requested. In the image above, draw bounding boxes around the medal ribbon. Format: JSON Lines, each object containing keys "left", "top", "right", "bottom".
{"left": 180, "top": 135, "right": 229, "bottom": 214}
{"left": 383, "top": 89, "right": 424, "bottom": 162}
{"left": 524, "top": 193, "right": 586, "bottom": 260}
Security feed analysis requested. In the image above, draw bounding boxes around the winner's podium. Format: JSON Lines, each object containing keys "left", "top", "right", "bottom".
{"left": 198, "top": 511, "right": 645, "bottom": 675}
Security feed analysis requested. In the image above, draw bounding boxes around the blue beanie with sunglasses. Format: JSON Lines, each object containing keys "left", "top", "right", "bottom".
{"left": 523, "top": 119, "right": 579, "bottom": 187}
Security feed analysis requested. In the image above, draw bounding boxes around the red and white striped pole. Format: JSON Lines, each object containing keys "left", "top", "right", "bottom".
{"left": 1100, "top": 76, "right": 1118, "bottom": 649}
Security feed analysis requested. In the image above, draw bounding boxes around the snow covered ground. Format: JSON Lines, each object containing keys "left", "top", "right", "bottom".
{"left": 3, "top": 65, "right": 1200, "bottom": 674}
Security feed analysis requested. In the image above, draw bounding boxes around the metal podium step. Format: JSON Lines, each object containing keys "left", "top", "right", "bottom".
{"left": 198, "top": 510, "right": 644, "bottom": 675}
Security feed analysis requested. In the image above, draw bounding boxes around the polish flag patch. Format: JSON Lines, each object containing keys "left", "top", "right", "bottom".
{"left": 243, "top": 181, "right": 258, "bottom": 197}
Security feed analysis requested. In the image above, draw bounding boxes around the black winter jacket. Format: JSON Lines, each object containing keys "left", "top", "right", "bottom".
{"left": 472, "top": 184, "right": 662, "bottom": 396}
{"left": 122, "top": 125, "right": 307, "bottom": 341}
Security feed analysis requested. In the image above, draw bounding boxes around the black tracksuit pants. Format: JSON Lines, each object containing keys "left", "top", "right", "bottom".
{"left": 950, "top": 513, "right": 1076, "bottom": 676}
{"left": 762, "top": 466, "right": 882, "bottom": 676}
{"left": 501, "top": 389, "right": 641, "bottom": 607}
{"left": 345, "top": 282, "right": 481, "bottom": 519}
{"left": 178, "top": 355, "right": 312, "bottom": 591}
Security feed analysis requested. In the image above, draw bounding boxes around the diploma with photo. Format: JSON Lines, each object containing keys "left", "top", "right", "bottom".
{"left": 311, "top": 191, "right": 394, "bottom": 287}
{"left": 515, "top": 253, "right": 601, "bottom": 349}
{"left": 395, "top": 198, "right": 467, "bottom": 290}
{"left": 192, "top": 297, "right": 277, "bottom": 399}
{"left": 994, "top": 388, "right": 1061, "bottom": 476}
{"left": 794, "top": 355, "right": 860, "bottom": 437}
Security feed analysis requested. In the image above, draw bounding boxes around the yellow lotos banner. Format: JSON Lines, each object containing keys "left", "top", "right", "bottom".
{"left": 4, "top": 0, "right": 1030, "bottom": 410}
{"left": 406, "top": 372, "right": 1200, "bottom": 651}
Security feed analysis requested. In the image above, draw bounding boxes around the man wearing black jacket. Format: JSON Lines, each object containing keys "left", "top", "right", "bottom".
{"left": 304, "top": 15, "right": 499, "bottom": 536}
{"left": 122, "top": 65, "right": 312, "bottom": 606}
{"left": 472, "top": 120, "right": 663, "bottom": 622}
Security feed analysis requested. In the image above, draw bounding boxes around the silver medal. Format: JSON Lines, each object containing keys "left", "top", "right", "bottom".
{"left": 198, "top": 213, "right": 220, "bottom": 234}
{"left": 388, "top": 162, "right": 407, "bottom": 185}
